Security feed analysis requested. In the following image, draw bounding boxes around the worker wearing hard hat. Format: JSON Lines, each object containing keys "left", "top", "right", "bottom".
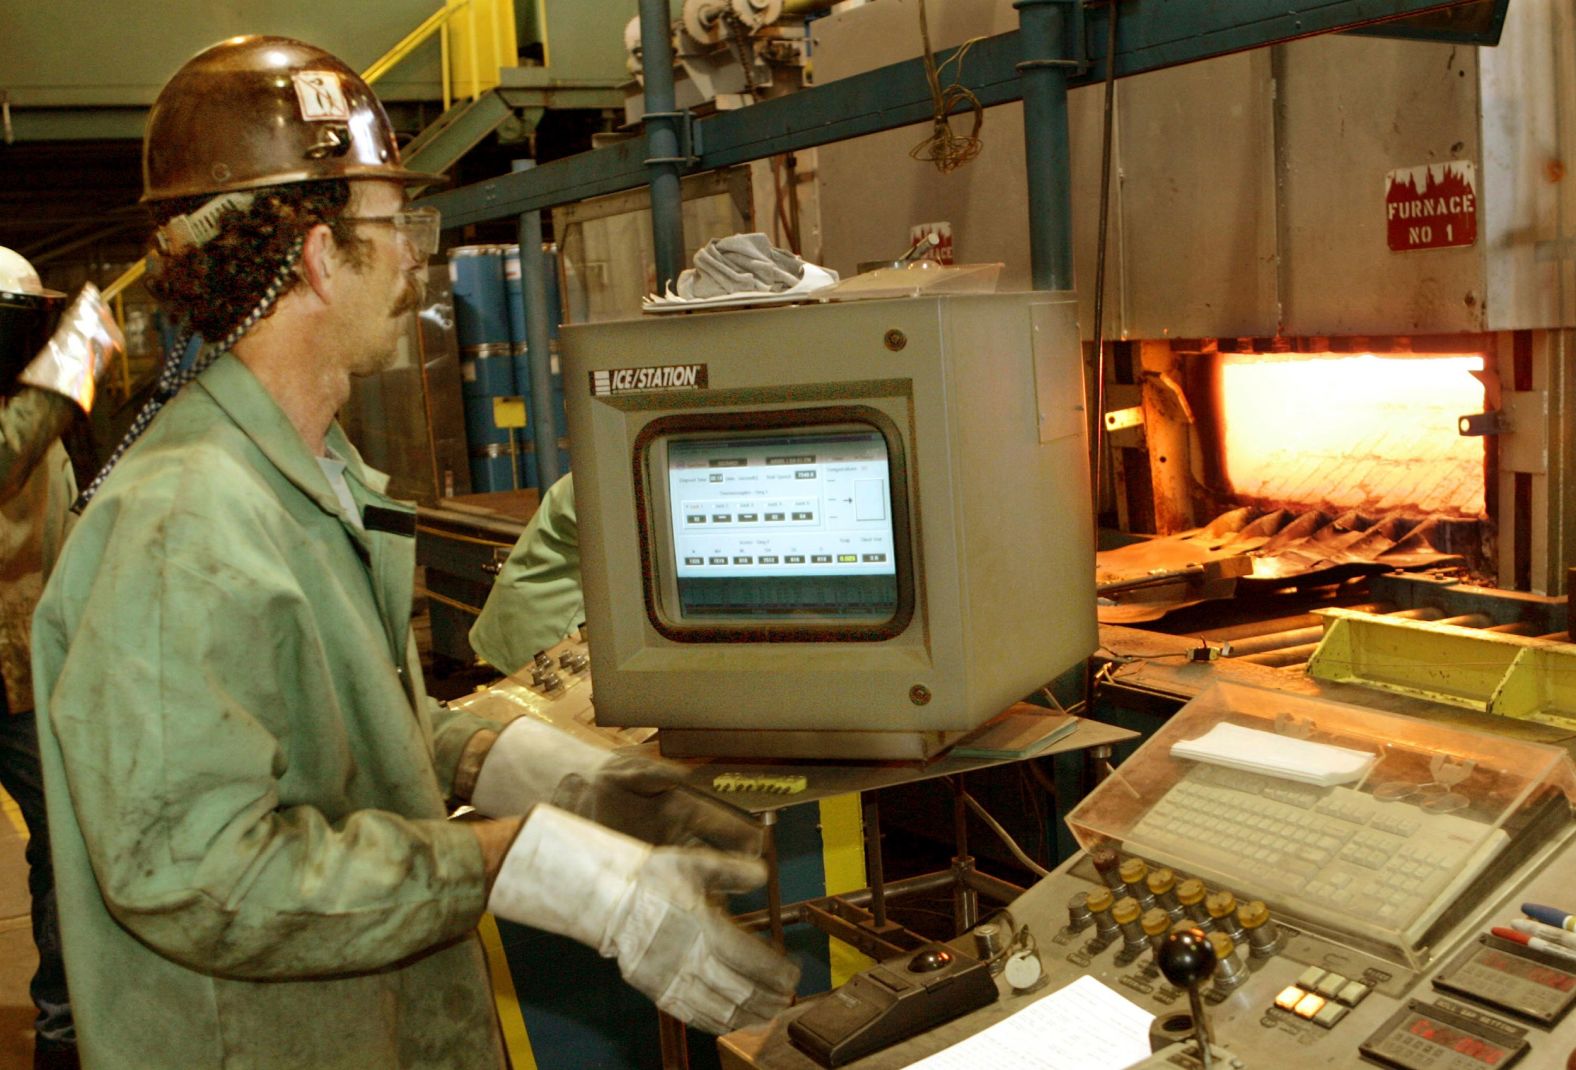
{"left": 30, "top": 36, "right": 795, "bottom": 1070}
{"left": 0, "top": 247, "right": 121, "bottom": 1069}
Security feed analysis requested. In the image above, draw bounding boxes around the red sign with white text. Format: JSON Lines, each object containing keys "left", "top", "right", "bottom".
{"left": 1385, "top": 161, "right": 1477, "bottom": 252}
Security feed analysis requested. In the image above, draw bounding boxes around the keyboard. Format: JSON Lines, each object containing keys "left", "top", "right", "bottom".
{"left": 1121, "top": 764, "right": 1509, "bottom": 947}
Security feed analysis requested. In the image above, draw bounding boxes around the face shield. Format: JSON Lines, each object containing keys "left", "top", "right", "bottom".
{"left": 0, "top": 247, "right": 66, "bottom": 390}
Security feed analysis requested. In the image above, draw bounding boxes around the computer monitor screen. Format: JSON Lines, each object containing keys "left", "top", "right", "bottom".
{"left": 562, "top": 292, "right": 1095, "bottom": 760}
{"left": 644, "top": 414, "right": 911, "bottom": 634}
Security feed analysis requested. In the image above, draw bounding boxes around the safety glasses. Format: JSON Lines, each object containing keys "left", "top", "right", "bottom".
{"left": 347, "top": 205, "right": 442, "bottom": 258}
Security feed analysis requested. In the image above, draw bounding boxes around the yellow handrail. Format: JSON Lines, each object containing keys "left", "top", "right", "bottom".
{"left": 362, "top": 2, "right": 469, "bottom": 86}
{"left": 103, "top": 0, "right": 481, "bottom": 303}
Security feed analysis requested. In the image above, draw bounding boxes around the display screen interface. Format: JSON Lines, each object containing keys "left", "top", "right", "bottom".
{"left": 1478, "top": 949, "right": 1576, "bottom": 993}
{"left": 664, "top": 429, "right": 899, "bottom": 621}
{"left": 1401, "top": 1013, "right": 1509, "bottom": 1065}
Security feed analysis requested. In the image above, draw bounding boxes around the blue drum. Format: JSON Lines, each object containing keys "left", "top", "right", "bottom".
{"left": 461, "top": 343, "right": 517, "bottom": 399}
{"left": 470, "top": 448, "right": 516, "bottom": 495}
{"left": 465, "top": 391, "right": 518, "bottom": 493}
{"left": 448, "top": 245, "right": 510, "bottom": 352}
{"left": 502, "top": 244, "right": 527, "bottom": 347}
{"left": 464, "top": 395, "right": 513, "bottom": 449}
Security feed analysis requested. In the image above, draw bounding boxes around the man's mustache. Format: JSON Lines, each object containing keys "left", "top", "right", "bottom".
{"left": 391, "top": 269, "right": 427, "bottom": 317}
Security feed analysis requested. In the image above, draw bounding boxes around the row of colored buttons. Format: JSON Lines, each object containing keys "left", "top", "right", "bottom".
{"left": 1271, "top": 968, "right": 1374, "bottom": 1029}
{"left": 683, "top": 554, "right": 887, "bottom": 565}
{"left": 686, "top": 512, "right": 816, "bottom": 523}
{"left": 1273, "top": 986, "right": 1349, "bottom": 1028}
{"left": 1296, "top": 966, "right": 1373, "bottom": 1007}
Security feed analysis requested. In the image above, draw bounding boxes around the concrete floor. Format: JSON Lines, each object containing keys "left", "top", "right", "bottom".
{"left": 0, "top": 788, "right": 37, "bottom": 1070}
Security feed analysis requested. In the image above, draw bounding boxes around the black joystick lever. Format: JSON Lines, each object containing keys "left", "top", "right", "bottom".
{"left": 1157, "top": 929, "right": 1218, "bottom": 1070}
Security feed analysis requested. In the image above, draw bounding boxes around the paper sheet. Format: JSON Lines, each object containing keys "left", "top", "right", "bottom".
{"left": 902, "top": 975, "right": 1154, "bottom": 1070}
{"left": 1171, "top": 722, "right": 1377, "bottom": 786}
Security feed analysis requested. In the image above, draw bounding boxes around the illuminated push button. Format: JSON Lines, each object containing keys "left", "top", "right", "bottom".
{"left": 1274, "top": 985, "right": 1306, "bottom": 1012}
{"left": 1336, "top": 980, "right": 1370, "bottom": 1007}
{"left": 1312, "top": 1002, "right": 1348, "bottom": 1029}
{"left": 1297, "top": 966, "right": 1327, "bottom": 990}
{"left": 1292, "top": 992, "right": 1327, "bottom": 1020}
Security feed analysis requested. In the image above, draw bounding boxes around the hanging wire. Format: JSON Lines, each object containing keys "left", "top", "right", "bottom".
{"left": 73, "top": 236, "right": 306, "bottom": 512}
{"left": 1090, "top": 0, "right": 1121, "bottom": 528}
{"left": 908, "top": 0, "right": 986, "bottom": 173}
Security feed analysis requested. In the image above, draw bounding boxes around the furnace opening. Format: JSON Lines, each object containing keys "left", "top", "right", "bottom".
{"left": 1214, "top": 351, "right": 1487, "bottom": 518}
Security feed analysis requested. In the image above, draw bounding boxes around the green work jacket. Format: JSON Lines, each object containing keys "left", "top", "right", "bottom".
{"left": 0, "top": 387, "right": 76, "bottom": 713}
{"left": 32, "top": 354, "right": 506, "bottom": 1070}
{"left": 469, "top": 472, "right": 583, "bottom": 674}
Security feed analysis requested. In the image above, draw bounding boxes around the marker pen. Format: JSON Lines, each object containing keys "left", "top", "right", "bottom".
{"left": 1493, "top": 927, "right": 1576, "bottom": 964}
{"left": 1510, "top": 917, "right": 1576, "bottom": 950}
{"left": 1521, "top": 903, "right": 1576, "bottom": 932}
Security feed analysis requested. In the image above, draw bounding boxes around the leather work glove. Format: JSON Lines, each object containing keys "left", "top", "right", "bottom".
{"left": 471, "top": 717, "right": 761, "bottom": 854}
{"left": 19, "top": 283, "right": 122, "bottom": 413}
{"left": 488, "top": 805, "right": 800, "bottom": 1034}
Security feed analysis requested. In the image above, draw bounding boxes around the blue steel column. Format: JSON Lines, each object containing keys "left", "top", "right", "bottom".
{"left": 1015, "top": 0, "right": 1075, "bottom": 292}
{"left": 640, "top": 0, "right": 687, "bottom": 291}
{"left": 517, "top": 206, "right": 562, "bottom": 487}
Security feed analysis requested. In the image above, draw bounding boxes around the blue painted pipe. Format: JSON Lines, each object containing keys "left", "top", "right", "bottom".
{"left": 517, "top": 209, "right": 563, "bottom": 488}
{"left": 1015, "top": 0, "right": 1076, "bottom": 292}
{"left": 639, "top": 0, "right": 686, "bottom": 291}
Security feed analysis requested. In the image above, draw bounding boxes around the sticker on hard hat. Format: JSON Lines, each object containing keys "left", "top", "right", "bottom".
{"left": 293, "top": 71, "right": 351, "bottom": 122}
{"left": 590, "top": 364, "right": 708, "bottom": 396}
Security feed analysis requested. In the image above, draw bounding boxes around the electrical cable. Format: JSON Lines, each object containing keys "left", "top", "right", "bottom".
{"left": 1089, "top": 0, "right": 1121, "bottom": 527}
{"left": 961, "top": 792, "right": 1051, "bottom": 879}
{"left": 908, "top": 0, "right": 985, "bottom": 173}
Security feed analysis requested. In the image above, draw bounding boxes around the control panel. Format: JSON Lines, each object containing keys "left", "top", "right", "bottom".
{"left": 445, "top": 630, "right": 655, "bottom": 750}
{"left": 719, "top": 682, "right": 1576, "bottom": 1070}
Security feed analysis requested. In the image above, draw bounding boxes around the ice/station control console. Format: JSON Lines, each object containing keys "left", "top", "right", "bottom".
{"left": 721, "top": 680, "right": 1576, "bottom": 1070}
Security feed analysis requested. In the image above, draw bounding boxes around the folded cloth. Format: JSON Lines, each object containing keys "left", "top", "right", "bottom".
{"left": 676, "top": 233, "right": 815, "bottom": 300}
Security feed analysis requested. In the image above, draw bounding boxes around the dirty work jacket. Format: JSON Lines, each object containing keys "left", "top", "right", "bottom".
{"left": 469, "top": 472, "right": 582, "bottom": 674}
{"left": 0, "top": 388, "right": 76, "bottom": 713}
{"left": 32, "top": 354, "right": 508, "bottom": 1070}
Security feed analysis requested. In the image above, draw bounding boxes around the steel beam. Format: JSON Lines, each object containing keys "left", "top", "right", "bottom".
{"left": 423, "top": 0, "right": 1507, "bottom": 227}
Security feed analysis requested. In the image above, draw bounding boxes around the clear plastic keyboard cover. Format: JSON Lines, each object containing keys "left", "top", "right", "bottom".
{"left": 1067, "top": 680, "right": 1576, "bottom": 966}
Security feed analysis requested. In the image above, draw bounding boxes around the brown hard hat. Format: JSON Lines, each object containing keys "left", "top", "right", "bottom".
{"left": 143, "top": 35, "right": 440, "bottom": 203}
